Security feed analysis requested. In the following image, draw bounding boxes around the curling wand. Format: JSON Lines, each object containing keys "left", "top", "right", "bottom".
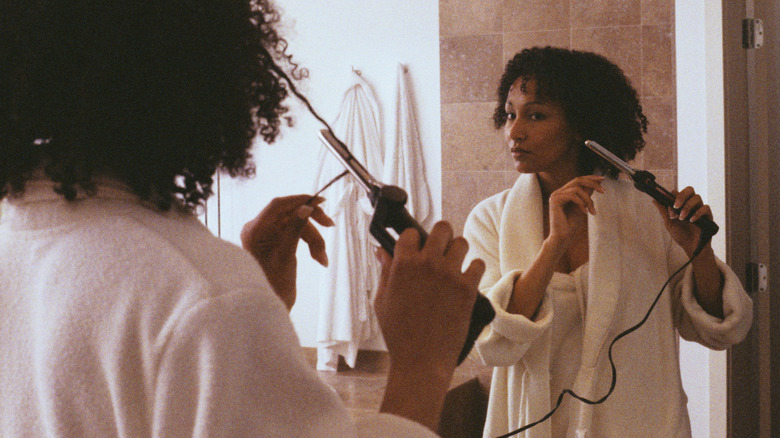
{"left": 584, "top": 140, "right": 719, "bottom": 237}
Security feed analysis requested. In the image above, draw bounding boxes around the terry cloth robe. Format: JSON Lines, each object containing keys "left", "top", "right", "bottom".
{"left": 382, "top": 64, "right": 434, "bottom": 229}
{"left": 312, "top": 71, "right": 384, "bottom": 371}
{"left": 464, "top": 173, "right": 753, "bottom": 438}
{"left": 0, "top": 179, "right": 438, "bottom": 437}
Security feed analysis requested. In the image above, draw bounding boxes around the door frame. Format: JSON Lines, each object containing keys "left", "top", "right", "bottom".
{"left": 722, "top": 0, "right": 779, "bottom": 436}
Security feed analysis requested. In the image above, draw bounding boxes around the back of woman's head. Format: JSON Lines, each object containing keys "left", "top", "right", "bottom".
{"left": 493, "top": 46, "right": 648, "bottom": 178}
{"left": 0, "top": 0, "right": 295, "bottom": 210}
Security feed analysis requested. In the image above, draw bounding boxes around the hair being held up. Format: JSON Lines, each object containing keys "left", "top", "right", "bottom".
{"left": 0, "top": 0, "right": 305, "bottom": 211}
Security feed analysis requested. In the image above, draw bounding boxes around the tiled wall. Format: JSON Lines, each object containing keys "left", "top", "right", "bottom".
{"left": 440, "top": 0, "right": 676, "bottom": 233}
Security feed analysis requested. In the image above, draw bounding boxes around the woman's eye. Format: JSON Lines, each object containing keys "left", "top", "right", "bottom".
{"left": 505, "top": 112, "right": 517, "bottom": 121}
{"left": 529, "top": 112, "right": 546, "bottom": 121}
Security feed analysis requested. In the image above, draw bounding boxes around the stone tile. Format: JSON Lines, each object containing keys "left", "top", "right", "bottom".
{"left": 642, "top": 24, "right": 674, "bottom": 97}
{"left": 501, "top": 0, "right": 571, "bottom": 33}
{"left": 441, "top": 35, "right": 504, "bottom": 104}
{"left": 502, "top": 30, "right": 571, "bottom": 63}
{"left": 641, "top": 0, "right": 672, "bottom": 25}
{"left": 632, "top": 150, "right": 647, "bottom": 169}
{"left": 641, "top": 96, "right": 676, "bottom": 170}
{"left": 646, "top": 168, "right": 676, "bottom": 191}
{"left": 571, "top": 0, "right": 642, "bottom": 27}
{"left": 504, "top": 170, "right": 521, "bottom": 189}
{"left": 442, "top": 170, "right": 516, "bottom": 234}
{"left": 441, "top": 102, "right": 509, "bottom": 171}
{"left": 571, "top": 25, "right": 643, "bottom": 94}
{"left": 440, "top": 0, "right": 503, "bottom": 36}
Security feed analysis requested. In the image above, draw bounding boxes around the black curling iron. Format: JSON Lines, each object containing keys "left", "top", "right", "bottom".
{"left": 317, "top": 129, "right": 496, "bottom": 364}
{"left": 584, "top": 140, "right": 719, "bottom": 238}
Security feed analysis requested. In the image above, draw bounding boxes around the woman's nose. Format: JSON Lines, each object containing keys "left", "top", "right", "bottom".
{"left": 505, "top": 119, "right": 526, "bottom": 144}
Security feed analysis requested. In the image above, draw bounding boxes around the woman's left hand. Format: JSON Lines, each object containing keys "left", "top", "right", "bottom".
{"left": 653, "top": 186, "right": 712, "bottom": 257}
{"left": 240, "top": 195, "right": 334, "bottom": 309}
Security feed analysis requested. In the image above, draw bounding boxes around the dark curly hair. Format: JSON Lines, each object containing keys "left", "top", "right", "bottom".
{"left": 0, "top": 0, "right": 302, "bottom": 210}
{"left": 493, "top": 46, "right": 648, "bottom": 178}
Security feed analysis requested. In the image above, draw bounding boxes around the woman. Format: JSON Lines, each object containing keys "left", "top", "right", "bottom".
{"left": 0, "top": 1, "right": 484, "bottom": 436}
{"left": 464, "top": 46, "right": 752, "bottom": 437}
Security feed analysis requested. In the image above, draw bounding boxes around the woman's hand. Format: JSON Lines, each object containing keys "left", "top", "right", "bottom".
{"left": 374, "top": 222, "right": 485, "bottom": 431}
{"left": 654, "top": 186, "right": 724, "bottom": 317}
{"left": 240, "top": 195, "right": 334, "bottom": 310}
{"left": 374, "top": 222, "right": 485, "bottom": 371}
{"left": 547, "top": 175, "right": 605, "bottom": 249}
{"left": 653, "top": 186, "right": 712, "bottom": 257}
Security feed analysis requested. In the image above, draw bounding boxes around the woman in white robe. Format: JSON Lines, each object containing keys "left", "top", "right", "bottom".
{"left": 464, "top": 47, "right": 753, "bottom": 438}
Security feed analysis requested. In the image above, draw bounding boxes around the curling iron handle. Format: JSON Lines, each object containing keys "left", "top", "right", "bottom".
{"left": 369, "top": 185, "right": 428, "bottom": 255}
{"left": 631, "top": 170, "right": 719, "bottom": 236}
{"left": 459, "top": 294, "right": 495, "bottom": 364}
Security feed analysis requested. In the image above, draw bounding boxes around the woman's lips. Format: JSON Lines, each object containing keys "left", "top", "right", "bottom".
{"left": 511, "top": 148, "right": 530, "bottom": 159}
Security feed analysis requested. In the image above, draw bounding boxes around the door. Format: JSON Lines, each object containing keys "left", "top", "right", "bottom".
{"left": 722, "top": 0, "right": 779, "bottom": 437}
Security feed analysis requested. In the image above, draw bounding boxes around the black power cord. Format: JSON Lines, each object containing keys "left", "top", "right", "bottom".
{"left": 495, "top": 232, "right": 714, "bottom": 438}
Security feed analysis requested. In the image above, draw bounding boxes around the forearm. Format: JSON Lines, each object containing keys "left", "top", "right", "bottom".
{"left": 379, "top": 361, "right": 453, "bottom": 432}
{"left": 507, "top": 238, "right": 564, "bottom": 318}
{"left": 690, "top": 245, "right": 725, "bottom": 319}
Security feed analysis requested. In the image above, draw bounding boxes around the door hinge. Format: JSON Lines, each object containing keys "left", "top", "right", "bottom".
{"left": 742, "top": 18, "right": 764, "bottom": 49}
{"left": 745, "top": 262, "right": 768, "bottom": 294}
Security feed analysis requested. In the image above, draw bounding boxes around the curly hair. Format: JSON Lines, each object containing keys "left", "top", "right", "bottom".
{"left": 493, "top": 46, "right": 648, "bottom": 178}
{"left": 0, "top": 0, "right": 302, "bottom": 210}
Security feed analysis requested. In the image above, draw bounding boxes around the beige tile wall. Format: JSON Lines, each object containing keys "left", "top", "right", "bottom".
{"left": 440, "top": 0, "right": 676, "bottom": 233}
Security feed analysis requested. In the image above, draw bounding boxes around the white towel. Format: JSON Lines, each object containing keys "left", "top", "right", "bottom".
{"left": 383, "top": 64, "right": 433, "bottom": 229}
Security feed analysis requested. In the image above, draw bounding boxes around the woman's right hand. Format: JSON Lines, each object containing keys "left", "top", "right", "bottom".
{"left": 547, "top": 175, "right": 605, "bottom": 249}
{"left": 374, "top": 221, "right": 485, "bottom": 431}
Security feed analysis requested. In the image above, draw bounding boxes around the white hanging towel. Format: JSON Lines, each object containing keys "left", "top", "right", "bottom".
{"left": 312, "top": 71, "right": 383, "bottom": 371}
{"left": 383, "top": 64, "right": 434, "bottom": 229}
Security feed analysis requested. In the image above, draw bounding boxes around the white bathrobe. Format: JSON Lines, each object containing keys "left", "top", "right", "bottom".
{"left": 313, "top": 71, "right": 384, "bottom": 371}
{"left": 464, "top": 174, "right": 753, "bottom": 438}
{"left": 383, "top": 64, "right": 434, "bottom": 229}
{"left": 0, "top": 180, "right": 437, "bottom": 437}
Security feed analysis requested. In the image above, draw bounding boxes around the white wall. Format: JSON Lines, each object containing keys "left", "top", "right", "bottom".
{"left": 675, "top": 1, "right": 727, "bottom": 437}
{"left": 212, "top": 1, "right": 441, "bottom": 347}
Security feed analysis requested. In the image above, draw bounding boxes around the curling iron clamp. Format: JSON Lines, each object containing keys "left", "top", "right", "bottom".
{"left": 317, "top": 129, "right": 495, "bottom": 364}
{"left": 583, "top": 140, "right": 719, "bottom": 238}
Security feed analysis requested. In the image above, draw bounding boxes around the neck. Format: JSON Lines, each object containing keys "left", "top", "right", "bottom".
{"left": 536, "top": 171, "right": 576, "bottom": 199}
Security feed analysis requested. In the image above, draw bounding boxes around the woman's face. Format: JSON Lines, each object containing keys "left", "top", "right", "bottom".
{"left": 503, "top": 77, "right": 580, "bottom": 181}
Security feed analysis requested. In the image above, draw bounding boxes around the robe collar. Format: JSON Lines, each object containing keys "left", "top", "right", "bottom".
{"left": 498, "top": 173, "right": 625, "bottom": 387}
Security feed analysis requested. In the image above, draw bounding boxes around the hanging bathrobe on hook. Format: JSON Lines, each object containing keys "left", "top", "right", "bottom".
{"left": 383, "top": 64, "right": 433, "bottom": 229}
{"left": 312, "top": 71, "right": 384, "bottom": 371}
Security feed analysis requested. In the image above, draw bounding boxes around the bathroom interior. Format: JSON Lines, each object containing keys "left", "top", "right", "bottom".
{"left": 200, "top": 0, "right": 777, "bottom": 437}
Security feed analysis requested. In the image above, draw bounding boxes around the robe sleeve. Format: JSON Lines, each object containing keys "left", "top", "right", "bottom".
{"left": 463, "top": 197, "right": 553, "bottom": 367}
{"left": 667, "top": 243, "right": 753, "bottom": 350}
